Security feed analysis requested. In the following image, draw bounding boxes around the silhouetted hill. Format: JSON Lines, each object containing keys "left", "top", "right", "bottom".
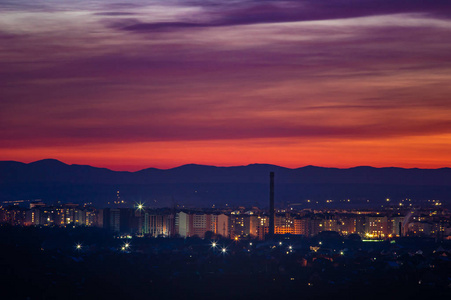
{"left": 0, "top": 159, "right": 450, "bottom": 207}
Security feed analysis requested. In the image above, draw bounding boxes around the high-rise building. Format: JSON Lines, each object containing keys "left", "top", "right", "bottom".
{"left": 175, "top": 211, "right": 229, "bottom": 238}
{"left": 275, "top": 213, "right": 294, "bottom": 234}
{"left": 365, "top": 215, "right": 388, "bottom": 238}
{"left": 213, "top": 214, "right": 229, "bottom": 238}
{"left": 103, "top": 208, "right": 121, "bottom": 233}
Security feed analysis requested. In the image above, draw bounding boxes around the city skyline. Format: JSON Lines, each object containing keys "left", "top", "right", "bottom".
{"left": 1, "top": 0, "right": 451, "bottom": 171}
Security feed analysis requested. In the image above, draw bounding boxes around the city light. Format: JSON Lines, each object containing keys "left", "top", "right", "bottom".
{"left": 135, "top": 202, "right": 145, "bottom": 211}
{"left": 3, "top": 0, "right": 451, "bottom": 295}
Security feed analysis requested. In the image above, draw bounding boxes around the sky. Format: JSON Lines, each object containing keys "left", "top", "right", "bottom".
{"left": 1, "top": 0, "right": 451, "bottom": 171}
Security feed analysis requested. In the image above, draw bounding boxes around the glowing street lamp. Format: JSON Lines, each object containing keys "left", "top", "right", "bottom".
{"left": 75, "top": 243, "right": 82, "bottom": 250}
{"left": 121, "top": 242, "right": 131, "bottom": 252}
{"left": 135, "top": 202, "right": 145, "bottom": 211}
{"left": 221, "top": 248, "right": 227, "bottom": 254}
{"left": 211, "top": 242, "right": 217, "bottom": 248}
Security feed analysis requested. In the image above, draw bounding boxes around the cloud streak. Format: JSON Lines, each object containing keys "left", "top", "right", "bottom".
{"left": 1, "top": 1, "right": 451, "bottom": 169}
{"left": 119, "top": 0, "right": 451, "bottom": 32}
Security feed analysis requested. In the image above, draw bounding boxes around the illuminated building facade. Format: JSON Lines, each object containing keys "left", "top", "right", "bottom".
{"left": 1, "top": 202, "right": 450, "bottom": 241}
{"left": 365, "top": 216, "right": 388, "bottom": 238}
{"left": 274, "top": 214, "right": 294, "bottom": 234}
{"left": 142, "top": 213, "right": 173, "bottom": 237}
{"left": 175, "top": 211, "right": 229, "bottom": 238}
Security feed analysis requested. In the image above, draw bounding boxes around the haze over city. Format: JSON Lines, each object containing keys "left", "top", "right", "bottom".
{"left": 1, "top": 0, "right": 451, "bottom": 170}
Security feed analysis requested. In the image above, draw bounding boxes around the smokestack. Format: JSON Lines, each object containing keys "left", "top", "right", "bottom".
{"left": 269, "top": 172, "right": 275, "bottom": 238}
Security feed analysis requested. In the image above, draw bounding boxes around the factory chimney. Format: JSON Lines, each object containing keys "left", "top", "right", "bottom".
{"left": 269, "top": 172, "right": 275, "bottom": 238}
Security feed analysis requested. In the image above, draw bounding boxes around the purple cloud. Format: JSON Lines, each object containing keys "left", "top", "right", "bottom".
{"left": 119, "top": 0, "right": 451, "bottom": 32}
{"left": 1, "top": 0, "right": 451, "bottom": 162}
{"left": 94, "top": 12, "right": 136, "bottom": 16}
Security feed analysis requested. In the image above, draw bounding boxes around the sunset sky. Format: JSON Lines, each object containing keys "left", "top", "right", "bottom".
{"left": 1, "top": 0, "right": 451, "bottom": 171}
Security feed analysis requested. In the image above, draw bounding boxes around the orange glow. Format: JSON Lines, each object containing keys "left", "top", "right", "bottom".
{"left": 1, "top": 4, "right": 451, "bottom": 170}
{"left": 1, "top": 134, "right": 451, "bottom": 171}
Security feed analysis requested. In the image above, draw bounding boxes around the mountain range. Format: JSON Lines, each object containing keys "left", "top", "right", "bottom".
{"left": 1, "top": 159, "right": 450, "bottom": 208}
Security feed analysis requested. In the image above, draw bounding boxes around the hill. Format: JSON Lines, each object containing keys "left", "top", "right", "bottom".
{"left": 1, "top": 159, "right": 450, "bottom": 208}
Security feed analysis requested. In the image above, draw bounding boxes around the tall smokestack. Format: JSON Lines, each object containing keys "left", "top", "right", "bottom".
{"left": 269, "top": 172, "right": 275, "bottom": 238}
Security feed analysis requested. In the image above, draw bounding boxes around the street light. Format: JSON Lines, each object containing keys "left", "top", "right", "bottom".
{"left": 135, "top": 202, "right": 145, "bottom": 211}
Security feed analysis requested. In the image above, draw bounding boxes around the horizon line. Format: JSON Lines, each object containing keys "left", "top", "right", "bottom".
{"left": 1, "top": 158, "right": 450, "bottom": 173}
